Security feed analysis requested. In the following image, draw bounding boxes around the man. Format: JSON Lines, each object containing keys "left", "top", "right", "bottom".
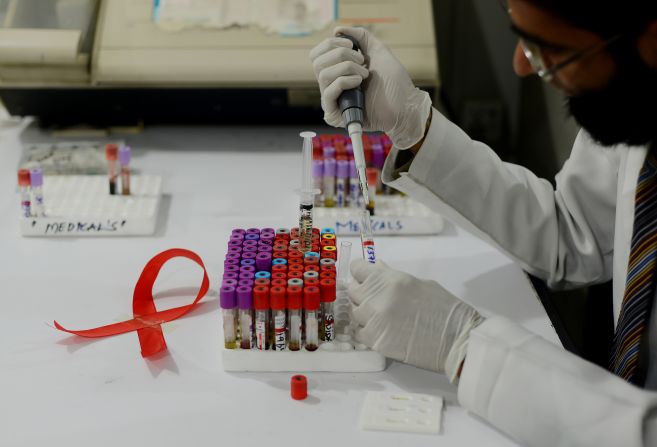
{"left": 310, "top": 1, "right": 657, "bottom": 445}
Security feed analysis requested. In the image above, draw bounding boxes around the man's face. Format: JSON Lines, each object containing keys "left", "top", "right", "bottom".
{"left": 509, "top": 0, "right": 657, "bottom": 146}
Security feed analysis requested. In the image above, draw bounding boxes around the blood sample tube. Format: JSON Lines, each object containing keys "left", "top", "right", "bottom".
{"left": 220, "top": 286, "right": 238, "bottom": 349}
{"left": 313, "top": 159, "right": 324, "bottom": 206}
{"left": 254, "top": 286, "right": 270, "bottom": 350}
{"left": 320, "top": 279, "right": 336, "bottom": 342}
{"left": 17, "top": 169, "right": 31, "bottom": 218}
{"left": 29, "top": 167, "right": 45, "bottom": 217}
{"left": 237, "top": 286, "right": 254, "bottom": 349}
{"left": 336, "top": 159, "right": 349, "bottom": 208}
{"left": 119, "top": 145, "right": 131, "bottom": 195}
{"left": 304, "top": 286, "right": 321, "bottom": 351}
{"left": 323, "top": 158, "right": 336, "bottom": 208}
{"left": 271, "top": 286, "right": 287, "bottom": 351}
{"left": 105, "top": 144, "right": 118, "bottom": 195}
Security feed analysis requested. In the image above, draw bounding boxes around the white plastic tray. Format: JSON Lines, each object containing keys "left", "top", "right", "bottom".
{"left": 314, "top": 195, "right": 443, "bottom": 236}
{"left": 222, "top": 289, "right": 387, "bottom": 372}
{"left": 20, "top": 175, "right": 163, "bottom": 237}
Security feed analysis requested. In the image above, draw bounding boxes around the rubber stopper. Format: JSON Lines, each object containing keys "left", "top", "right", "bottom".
{"left": 291, "top": 375, "right": 308, "bottom": 400}
{"left": 304, "top": 286, "right": 320, "bottom": 310}
{"left": 253, "top": 286, "right": 270, "bottom": 310}
{"left": 270, "top": 286, "right": 286, "bottom": 310}
{"left": 287, "top": 285, "right": 303, "bottom": 310}
{"left": 320, "top": 278, "right": 337, "bottom": 302}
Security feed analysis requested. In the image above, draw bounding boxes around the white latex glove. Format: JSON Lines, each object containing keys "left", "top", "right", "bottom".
{"left": 348, "top": 260, "right": 484, "bottom": 382}
{"left": 309, "top": 26, "right": 433, "bottom": 149}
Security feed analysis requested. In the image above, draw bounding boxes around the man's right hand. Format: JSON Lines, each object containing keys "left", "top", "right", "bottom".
{"left": 309, "top": 26, "right": 433, "bottom": 149}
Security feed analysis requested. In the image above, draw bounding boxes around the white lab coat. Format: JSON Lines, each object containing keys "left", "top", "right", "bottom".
{"left": 382, "top": 109, "right": 657, "bottom": 446}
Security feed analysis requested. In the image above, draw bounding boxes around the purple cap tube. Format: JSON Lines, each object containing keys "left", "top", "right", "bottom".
{"left": 257, "top": 244, "right": 273, "bottom": 253}
{"left": 372, "top": 144, "right": 385, "bottom": 169}
{"left": 261, "top": 227, "right": 275, "bottom": 234}
{"left": 220, "top": 286, "right": 236, "bottom": 309}
{"left": 246, "top": 228, "right": 261, "bottom": 235}
{"left": 222, "top": 279, "right": 238, "bottom": 288}
{"left": 240, "top": 258, "right": 256, "bottom": 267}
{"left": 349, "top": 160, "right": 358, "bottom": 179}
{"left": 258, "top": 240, "right": 273, "bottom": 248}
{"left": 239, "top": 271, "right": 255, "bottom": 280}
{"left": 230, "top": 233, "right": 244, "bottom": 242}
{"left": 242, "top": 239, "right": 258, "bottom": 247}
{"left": 324, "top": 158, "right": 336, "bottom": 177}
{"left": 323, "top": 146, "right": 336, "bottom": 159}
{"left": 337, "top": 160, "right": 350, "bottom": 179}
{"left": 119, "top": 145, "right": 132, "bottom": 166}
{"left": 242, "top": 245, "right": 258, "bottom": 253}
{"left": 225, "top": 253, "right": 240, "bottom": 261}
{"left": 245, "top": 233, "right": 260, "bottom": 241}
{"left": 224, "top": 265, "right": 239, "bottom": 273}
{"left": 228, "top": 239, "right": 242, "bottom": 247}
{"left": 224, "top": 259, "right": 239, "bottom": 267}
{"left": 346, "top": 143, "right": 354, "bottom": 157}
{"left": 237, "top": 286, "right": 253, "bottom": 310}
{"left": 232, "top": 228, "right": 246, "bottom": 235}
{"left": 224, "top": 271, "right": 239, "bottom": 280}
{"left": 30, "top": 168, "right": 43, "bottom": 187}
{"left": 238, "top": 279, "right": 255, "bottom": 288}
{"left": 240, "top": 265, "right": 256, "bottom": 274}
{"left": 256, "top": 252, "right": 272, "bottom": 271}
{"left": 228, "top": 246, "right": 242, "bottom": 254}
{"left": 241, "top": 252, "right": 257, "bottom": 260}
{"left": 313, "top": 159, "right": 324, "bottom": 179}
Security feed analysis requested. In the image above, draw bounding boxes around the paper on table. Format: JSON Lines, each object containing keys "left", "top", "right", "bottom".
{"left": 153, "top": 0, "right": 336, "bottom": 35}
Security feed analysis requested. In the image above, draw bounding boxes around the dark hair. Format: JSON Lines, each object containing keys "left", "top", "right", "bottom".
{"left": 521, "top": 0, "right": 657, "bottom": 37}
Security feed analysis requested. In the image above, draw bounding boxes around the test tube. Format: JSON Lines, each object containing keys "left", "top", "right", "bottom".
{"left": 119, "top": 145, "right": 131, "bottom": 195}
{"left": 323, "top": 158, "right": 336, "bottom": 207}
{"left": 320, "top": 278, "right": 337, "bottom": 342}
{"left": 313, "top": 159, "right": 324, "bottom": 206}
{"left": 287, "top": 285, "right": 303, "bottom": 351}
{"left": 220, "top": 286, "right": 238, "bottom": 349}
{"left": 360, "top": 210, "right": 376, "bottom": 264}
{"left": 336, "top": 159, "right": 349, "bottom": 208}
{"left": 348, "top": 160, "right": 360, "bottom": 208}
{"left": 304, "top": 286, "right": 321, "bottom": 351}
{"left": 298, "top": 131, "right": 320, "bottom": 253}
{"left": 366, "top": 167, "right": 378, "bottom": 215}
{"left": 337, "top": 241, "right": 352, "bottom": 290}
{"left": 29, "top": 168, "right": 45, "bottom": 217}
{"left": 237, "top": 286, "right": 254, "bottom": 349}
{"left": 17, "top": 169, "right": 31, "bottom": 218}
{"left": 271, "top": 286, "right": 287, "bottom": 351}
{"left": 105, "top": 144, "right": 118, "bottom": 195}
{"left": 253, "top": 286, "right": 270, "bottom": 350}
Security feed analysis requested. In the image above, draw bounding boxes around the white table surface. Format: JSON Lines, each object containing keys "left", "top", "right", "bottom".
{"left": 0, "top": 117, "right": 559, "bottom": 447}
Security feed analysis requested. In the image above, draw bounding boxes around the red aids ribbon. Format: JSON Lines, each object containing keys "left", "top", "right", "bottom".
{"left": 54, "top": 248, "right": 210, "bottom": 357}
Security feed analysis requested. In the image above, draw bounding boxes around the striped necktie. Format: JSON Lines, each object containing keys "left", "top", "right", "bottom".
{"left": 610, "top": 150, "right": 657, "bottom": 385}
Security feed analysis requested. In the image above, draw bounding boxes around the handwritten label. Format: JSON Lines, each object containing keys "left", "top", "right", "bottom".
{"left": 41, "top": 220, "right": 128, "bottom": 235}
{"left": 335, "top": 219, "right": 404, "bottom": 234}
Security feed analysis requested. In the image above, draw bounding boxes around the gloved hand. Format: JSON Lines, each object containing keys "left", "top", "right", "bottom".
{"left": 348, "top": 260, "right": 484, "bottom": 382}
{"left": 309, "top": 26, "right": 433, "bottom": 149}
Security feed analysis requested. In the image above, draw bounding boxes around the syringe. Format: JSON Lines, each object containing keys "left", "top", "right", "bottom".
{"left": 297, "top": 131, "right": 321, "bottom": 253}
{"left": 337, "top": 33, "right": 370, "bottom": 208}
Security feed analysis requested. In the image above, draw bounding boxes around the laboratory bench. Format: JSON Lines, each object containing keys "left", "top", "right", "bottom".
{"left": 0, "top": 116, "right": 559, "bottom": 446}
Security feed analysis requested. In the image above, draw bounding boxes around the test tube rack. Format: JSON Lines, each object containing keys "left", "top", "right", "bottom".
{"left": 314, "top": 195, "right": 444, "bottom": 236}
{"left": 221, "top": 227, "right": 386, "bottom": 372}
{"left": 19, "top": 175, "right": 163, "bottom": 237}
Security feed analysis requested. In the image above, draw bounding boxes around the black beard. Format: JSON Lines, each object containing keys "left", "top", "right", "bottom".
{"left": 567, "top": 44, "right": 657, "bottom": 147}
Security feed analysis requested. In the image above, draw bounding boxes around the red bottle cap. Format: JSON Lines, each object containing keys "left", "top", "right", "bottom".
{"left": 288, "top": 258, "right": 303, "bottom": 265}
{"left": 254, "top": 278, "right": 270, "bottom": 287}
{"left": 366, "top": 167, "right": 378, "bottom": 186}
{"left": 312, "top": 228, "right": 320, "bottom": 235}
{"left": 273, "top": 244, "right": 288, "bottom": 252}
{"left": 289, "top": 264, "right": 304, "bottom": 272}
{"left": 304, "top": 278, "right": 319, "bottom": 287}
{"left": 291, "top": 374, "right": 307, "bottom": 400}
{"left": 272, "top": 264, "right": 287, "bottom": 273}
{"left": 323, "top": 251, "right": 337, "bottom": 260}
{"left": 105, "top": 144, "right": 118, "bottom": 160}
{"left": 273, "top": 252, "right": 288, "bottom": 259}
{"left": 304, "top": 257, "right": 319, "bottom": 266}
{"left": 320, "top": 239, "right": 335, "bottom": 247}
{"left": 320, "top": 264, "right": 336, "bottom": 272}
{"left": 288, "top": 250, "right": 303, "bottom": 259}
{"left": 272, "top": 272, "right": 287, "bottom": 280}
{"left": 311, "top": 245, "right": 321, "bottom": 253}
{"left": 288, "top": 271, "right": 303, "bottom": 280}
{"left": 304, "top": 265, "right": 320, "bottom": 273}
{"left": 320, "top": 278, "right": 336, "bottom": 303}
{"left": 303, "top": 286, "right": 320, "bottom": 310}
{"left": 253, "top": 286, "right": 270, "bottom": 310}
{"left": 320, "top": 270, "right": 337, "bottom": 280}
{"left": 271, "top": 279, "right": 287, "bottom": 288}
{"left": 270, "top": 286, "right": 286, "bottom": 310}
{"left": 287, "top": 286, "right": 302, "bottom": 310}
{"left": 17, "top": 169, "right": 30, "bottom": 187}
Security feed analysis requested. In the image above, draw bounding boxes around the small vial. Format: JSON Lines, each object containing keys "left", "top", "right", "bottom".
{"left": 287, "top": 286, "right": 303, "bottom": 351}
{"left": 17, "top": 169, "right": 31, "bottom": 218}
{"left": 253, "top": 286, "right": 270, "bottom": 350}
{"left": 323, "top": 158, "right": 336, "bottom": 208}
{"left": 220, "top": 286, "right": 238, "bottom": 349}
{"left": 304, "top": 286, "right": 321, "bottom": 351}
{"left": 105, "top": 144, "right": 118, "bottom": 195}
{"left": 237, "top": 286, "right": 254, "bottom": 349}
{"left": 320, "top": 278, "right": 337, "bottom": 342}
{"left": 366, "top": 167, "right": 378, "bottom": 216}
{"left": 336, "top": 159, "right": 349, "bottom": 208}
{"left": 270, "top": 286, "right": 287, "bottom": 351}
{"left": 348, "top": 160, "right": 360, "bottom": 208}
{"left": 29, "top": 168, "right": 45, "bottom": 217}
{"left": 360, "top": 210, "right": 376, "bottom": 264}
{"left": 313, "top": 159, "right": 324, "bottom": 206}
{"left": 118, "top": 145, "right": 131, "bottom": 195}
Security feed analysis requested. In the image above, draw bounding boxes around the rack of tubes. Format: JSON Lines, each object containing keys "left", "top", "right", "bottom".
{"left": 221, "top": 226, "right": 386, "bottom": 372}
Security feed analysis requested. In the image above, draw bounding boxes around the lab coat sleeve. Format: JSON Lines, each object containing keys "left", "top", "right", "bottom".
{"left": 382, "top": 109, "right": 619, "bottom": 288}
{"left": 458, "top": 316, "right": 657, "bottom": 447}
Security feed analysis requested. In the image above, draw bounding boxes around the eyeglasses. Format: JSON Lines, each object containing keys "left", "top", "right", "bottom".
{"left": 499, "top": 0, "right": 622, "bottom": 82}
